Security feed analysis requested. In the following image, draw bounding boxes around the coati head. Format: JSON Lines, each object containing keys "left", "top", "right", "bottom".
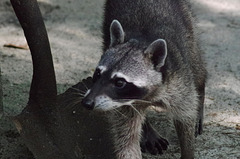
{"left": 81, "top": 20, "right": 167, "bottom": 111}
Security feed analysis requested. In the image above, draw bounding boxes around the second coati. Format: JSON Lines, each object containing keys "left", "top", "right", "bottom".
{"left": 82, "top": 0, "right": 207, "bottom": 158}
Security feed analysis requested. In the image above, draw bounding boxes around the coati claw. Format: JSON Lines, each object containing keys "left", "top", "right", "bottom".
{"left": 140, "top": 119, "right": 169, "bottom": 155}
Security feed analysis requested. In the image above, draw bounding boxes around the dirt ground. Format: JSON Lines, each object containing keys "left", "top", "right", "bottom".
{"left": 0, "top": 0, "right": 240, "bottom": 158}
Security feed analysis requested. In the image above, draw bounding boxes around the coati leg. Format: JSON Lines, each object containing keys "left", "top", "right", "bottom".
{"left": 140, "top": 119, "right": 169, "bottom": 155}
{"left": 174, "top": 119, "right": 195, "bottom": 159}
{"left": 195, "top": 83, "right": 205, "bottom": 136}
{"left": 109, "top": 107, "right": 146, "bottom": 159}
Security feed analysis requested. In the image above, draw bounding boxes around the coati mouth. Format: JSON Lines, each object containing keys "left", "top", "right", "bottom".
{"left": 82, "top": 95, "right": 134, "bottom": 111}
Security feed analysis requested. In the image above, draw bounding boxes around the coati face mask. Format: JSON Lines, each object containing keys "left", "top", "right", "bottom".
{"left": 81, "top": 20, "right": 167, "bottom": 111}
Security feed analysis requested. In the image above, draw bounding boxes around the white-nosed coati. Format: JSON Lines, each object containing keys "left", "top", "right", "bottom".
{"left": 82, "top": 0, "right": 206, "bottom": 159}
{"left": 10, "top": 0, "right": 171, "bottom": 158}
{"left": 12, "top": 0, "right": 206, "bottom": 158}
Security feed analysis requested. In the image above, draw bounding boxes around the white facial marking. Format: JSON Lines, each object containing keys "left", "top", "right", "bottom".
{"left": 111, "top": 72, "right": 130, "bottom": 82}
{"left": 84, "top": 89, "right": 91, "bottom": 97}
{"left": 97, "top": 66, "right": 107, "bottom": 74}
{"left": 94, "top": 95, "right": 133, "bottom": 111}
{"left": 111, "top": 72, "right": 147, "bottom": 87}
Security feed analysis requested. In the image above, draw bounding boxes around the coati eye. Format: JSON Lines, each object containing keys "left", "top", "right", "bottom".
{"left": 114, "top": 78, "right": 127, "bottom": 89}
{"left": 93, "top": 68, "right": 101, "bottom": 83}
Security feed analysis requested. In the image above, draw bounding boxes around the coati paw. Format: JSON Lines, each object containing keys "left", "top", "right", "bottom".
{"left": 140, "top": 120, "right": 169, "bottom": 155}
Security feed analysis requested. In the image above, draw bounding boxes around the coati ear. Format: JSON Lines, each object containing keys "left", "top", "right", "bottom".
{"left": 110, "top": 20, "right": 125, "bottom": 47}
{"left": 144, "top": 39, "right": 167, "bottom": 71}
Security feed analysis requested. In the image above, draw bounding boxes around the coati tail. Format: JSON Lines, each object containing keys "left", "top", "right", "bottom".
{"left": 10, "top": 0, "right": 57, "bottom": 107}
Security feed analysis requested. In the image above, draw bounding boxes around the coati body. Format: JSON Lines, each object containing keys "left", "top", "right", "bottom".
{"left": 82, "top": 0, "right": 206, "bottom": 159}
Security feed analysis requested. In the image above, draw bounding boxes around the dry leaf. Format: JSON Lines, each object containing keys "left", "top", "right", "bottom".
{"left": 3, "top": 43, "right": 29, "bottom": 50}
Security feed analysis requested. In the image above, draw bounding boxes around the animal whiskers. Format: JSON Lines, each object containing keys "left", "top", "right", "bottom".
{"left": 129, "top": 104, "right": 145, "bottom": 118}
{"left": 116, "top": 99, "right": 152, "bottom": 105}
{"left": 112, "top": 99, "right": 150, "bottom": 118}
{"left": 110, "top": 107, "right": 128, "bottom": 118}
{"left": 62, "top": 86, "right": 89, "bottom": 113}
{"left": 69, "top": 87, "right": 88, "bottom": 97}
{"left": 81, "top": 81, "right": 90, "bottom": 92}
{"left": 63, "top": 96, "right": 83, "bottom": 113}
